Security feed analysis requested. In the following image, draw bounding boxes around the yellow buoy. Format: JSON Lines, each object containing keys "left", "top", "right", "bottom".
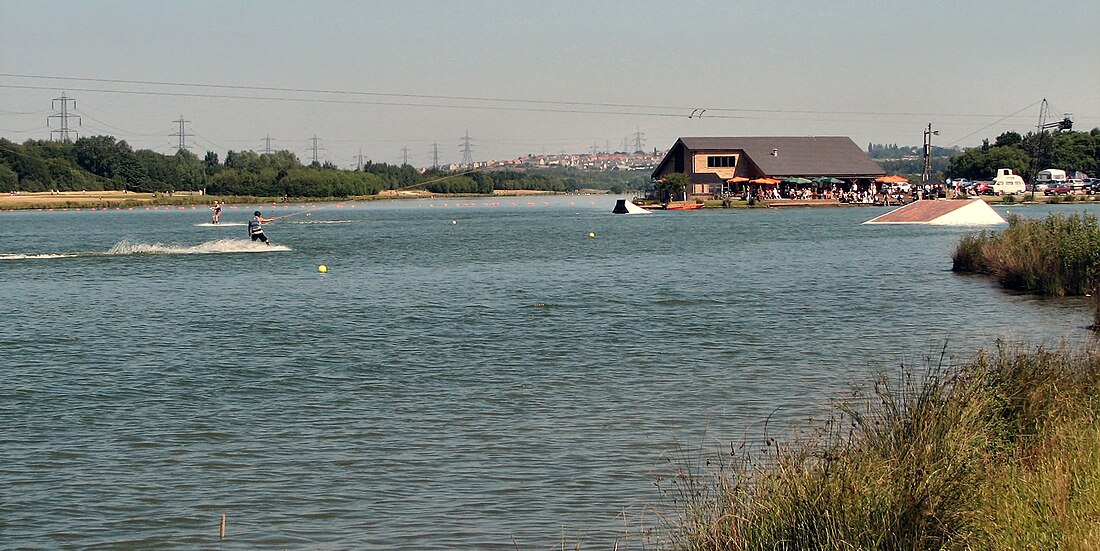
{"left": 318, "top": 265, "right": 328, "bottom": 273}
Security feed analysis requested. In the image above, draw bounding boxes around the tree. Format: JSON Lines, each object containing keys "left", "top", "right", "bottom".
{"left": 203, "top": 151, "right": 221, "bottom": 177}
{"left": 263, "top": 150, "right": 301, "bottom": 171}
{"left": 1049, "top": 131, "right": 1100, "bottom": 177}
{"left": 74, "top": 135, "right": 129, "bottom": 178}
{"left": 946, "top": 146, "right": 1029, "bottom": 181}
{"left": 174, "top": 149, "right": 204, "bottom": 191}
{"left": 655, "top": 173, "right": 689, "bottom": 202}
{"left": 994, "top": 131, "right": 1023, "bottom": 148}
{"left": 0, "top": 163, "right": 18, "bottom": 192}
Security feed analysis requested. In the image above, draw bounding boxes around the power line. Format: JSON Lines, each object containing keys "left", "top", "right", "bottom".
{"left": 5, "top": 81, "right": 1073, "bottom": 131}
{"left": 0, "top": 109, "right": 51, "bottom": 116}
{"left": 460, "top": 130, "right": 473, "bottom": 165}
{"left": 307, "top": 135, "right": 323, "bottom": 164}
{"left": 74, "top": 108, "right": 169, "bottom": 137}
{"left": 0, "top": 126, "right": 43, "bottom": 134}
{"left": 47, "top": 92, "right": 80, "bottom": 142}
{"left": 191, "top": 130, "right": 228, "bottom": 152}
{"left": 941, "top": 100, "right": 1043, "bottom": 145}
{"left": 172, "top": 115, "right": 192, "bottom": 150}
{"left": 353, "top": 147, "right": 365, "bottom": 170}
{"left": 0, "top": 75, "right": 1078, "bottom": 120}
{"left": 0, "top": 83, "right": 695, "bottom": 119}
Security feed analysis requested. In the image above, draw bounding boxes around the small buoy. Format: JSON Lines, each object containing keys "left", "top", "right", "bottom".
{"left": 451, "top": 220, "right": 457, "bottom": 225}
{"left": 588, "top": 232, "right": 596, "bottom": 238}
{"left": 318, "top": 265, "right": 328, "bottom": 273}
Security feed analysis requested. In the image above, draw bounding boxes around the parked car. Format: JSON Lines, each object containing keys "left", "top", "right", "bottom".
{"left": 1030, "top": 182, "right": 1051, "bottom": 193}
{"left": 1048, "top": 184, "right": 1074, "bottom": 196}
{"left": 972, "top": 181, "right": 994, "bottom": 195}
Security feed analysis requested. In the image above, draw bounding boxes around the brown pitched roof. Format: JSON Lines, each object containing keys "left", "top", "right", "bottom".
{"left": 672, "top": 136, "right": 885, "bottom": 178}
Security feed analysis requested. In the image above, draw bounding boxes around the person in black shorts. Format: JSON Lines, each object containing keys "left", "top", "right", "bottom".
{"left": 248, "top": 211, "right": 273, "bottom": 244}
{"left": 210, "top": 201, "right": 223, "bottom": 224}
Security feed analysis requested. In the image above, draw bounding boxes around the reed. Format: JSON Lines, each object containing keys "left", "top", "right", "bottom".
{"left": 952, "top": 212, "right": 1100, "bottom": 297}
{"left": 662, "top": 344, "right": 1100, "bottom": 550}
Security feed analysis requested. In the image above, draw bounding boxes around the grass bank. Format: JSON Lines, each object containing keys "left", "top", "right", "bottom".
{"left": 0, "top": 189, "right": 579, "bottom": 211}
{"left": 0, "top": 191, "right": 231, "bottom": 210}
{"left": 952, "top": 212, "right": 1100, "bottom": 297}
{"left": 662, "top": 344, "right": 1100, "bottom": 550}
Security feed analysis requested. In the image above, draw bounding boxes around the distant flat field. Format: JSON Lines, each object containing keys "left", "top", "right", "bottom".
{"left": 0, "top": 191, "right": 166, "bottom": 208}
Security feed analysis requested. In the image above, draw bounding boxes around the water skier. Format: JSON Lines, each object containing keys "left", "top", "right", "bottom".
{"left": 210, "top": 201, "right": 223, "bottom": 224}
{"left": 248, "top": 210, "right": 273, "bottom": 244}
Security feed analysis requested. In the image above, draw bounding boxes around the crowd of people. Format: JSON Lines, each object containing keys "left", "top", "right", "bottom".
{"left": 731, "top": 183, "right": 946, "bottom": 206}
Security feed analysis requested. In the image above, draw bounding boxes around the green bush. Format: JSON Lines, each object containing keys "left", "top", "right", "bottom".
{"left": 951, "top": 212, "right": 1100, "bottom": 296}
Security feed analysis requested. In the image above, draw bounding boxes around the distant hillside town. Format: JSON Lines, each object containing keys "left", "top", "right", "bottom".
{"left": 438, "top": 150, "right": 665, "bottom": 172}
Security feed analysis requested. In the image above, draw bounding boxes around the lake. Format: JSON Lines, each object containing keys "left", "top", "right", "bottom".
{"left": 0, "top": 197, "right": 1094, "bottom": 549}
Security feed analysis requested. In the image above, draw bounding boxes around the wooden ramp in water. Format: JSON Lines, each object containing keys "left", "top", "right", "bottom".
{"left": 862, "top": 199, "right": 1006, "bottom": 226}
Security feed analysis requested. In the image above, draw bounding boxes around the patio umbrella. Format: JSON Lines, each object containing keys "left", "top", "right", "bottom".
{"left": 750, "top": 177, "right": 782, "bottom": 185}
{"left": 726, "top": 176, "right": 750, "bottom": 183}
{"left": 783, "top": 177, "right": 812, "bottom": 184}
{"left": 814, "top": 177, "right": 844, "bottom": 185}
{"left": 875, "top": 175, "right": 909, "bottom": 184}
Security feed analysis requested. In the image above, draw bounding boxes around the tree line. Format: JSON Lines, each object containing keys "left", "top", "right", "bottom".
{"left": 0, "top": 135, "right": 649, "bottom": 196}
{"left": 945, "top": 129, "right": 1100, "bottom": 182}
{"left": 867, "top": 142, "right": 956, "bottom": 159}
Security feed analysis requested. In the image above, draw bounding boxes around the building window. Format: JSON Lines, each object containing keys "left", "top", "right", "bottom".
{"left": 707, "top": 155, "right": 737, "bottom": 168}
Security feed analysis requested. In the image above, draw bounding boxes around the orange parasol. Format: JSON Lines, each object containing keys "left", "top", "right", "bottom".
{"left": 875, "top": 175, "right": 909, "bottom": 184}
{"left": 726, "top": 176, "right": 750, "bottom": 183}
{"left": 750, "top": 177, "right": 782, "bottom": 185}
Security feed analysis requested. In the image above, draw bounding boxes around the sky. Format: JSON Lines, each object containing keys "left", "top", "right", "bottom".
{"left": 1, "top": 0, "right": 1098, "bottom": 168}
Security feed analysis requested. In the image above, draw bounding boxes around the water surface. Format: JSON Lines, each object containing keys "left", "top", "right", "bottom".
{"left": 1, "top": 198, "right": 1094, "bottom": 549}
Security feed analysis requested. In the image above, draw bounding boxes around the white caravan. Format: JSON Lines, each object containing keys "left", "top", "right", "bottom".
{"left": 991, "top": 168, "right": 1026, "bottom": 195}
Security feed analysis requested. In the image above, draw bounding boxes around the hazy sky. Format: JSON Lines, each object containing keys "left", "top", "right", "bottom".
{"left": 2, "top": 0, "right": 1097, "bottom": 167}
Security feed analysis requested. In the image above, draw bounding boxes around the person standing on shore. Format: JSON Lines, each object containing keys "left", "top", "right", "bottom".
{"left": 248, "top": 210, "right": 273, "bottom": 244}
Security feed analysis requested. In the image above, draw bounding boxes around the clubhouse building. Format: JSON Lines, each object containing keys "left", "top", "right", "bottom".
{"left": 651, "top": 136, "right": 886, "bottom": 199}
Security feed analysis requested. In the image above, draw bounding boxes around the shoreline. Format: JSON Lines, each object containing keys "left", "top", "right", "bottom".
{"left": 0, "top": 189, "right": 594, "bottom": 211}
{"left": 2, "top": 189, "right": 1092, "bottom": 212}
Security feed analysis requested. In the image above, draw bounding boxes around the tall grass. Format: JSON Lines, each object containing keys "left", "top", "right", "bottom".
{"left": 662, "top": 345, "right": 1100, "bottom": 550}
{"left": 952, "top": 212, "right": 1100, "bottom": 296}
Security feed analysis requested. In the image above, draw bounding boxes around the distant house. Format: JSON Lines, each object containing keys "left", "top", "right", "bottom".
{"left": 651, "top": 136, "right": 886, "bottom": 198}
